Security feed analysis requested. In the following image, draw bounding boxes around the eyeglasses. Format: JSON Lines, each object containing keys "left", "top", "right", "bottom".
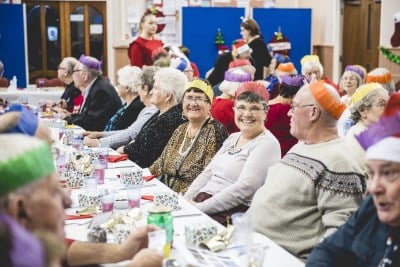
{"left": 290, "top": 104, "right": 315, "bottom": 111}
{"left": 233, "top": 106, "right": 265, "bottom": 115}
{"left": 373, "top": 100, "right": 387, "bottom": 109}
{"left": 341, "top": 76, "right": 358, "bottom": 82}
{"left": 183, "top": 96, "right": 209, "bottom": 104}
{"left": 72, "top": 69, "right": 84, "bottom": 73}
{"left": 57, "top": 66, "right": 67, "bottom": 71}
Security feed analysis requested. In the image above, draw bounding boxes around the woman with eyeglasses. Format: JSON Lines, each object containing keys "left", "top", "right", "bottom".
{"left": 345, "top": 83, "right": 389, "bottom": 177}
{"left": 337, "top": 65, "right": 367, "bottom": 137}
{"left": 83, "top": 66, "right": 158, "bottom": 149}
{"left": 148, "top": 79, "right": 228, "bottom": 194}
{"left": 185, "top": 82, "right": 281, "bottom": 226}
{"left": 339, "top": 65, "right": 366, "bottom": 106}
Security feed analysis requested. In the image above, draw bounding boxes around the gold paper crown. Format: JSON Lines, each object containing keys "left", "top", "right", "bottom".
{"left": 186, "top": 79, "right": 214, "bottom": 103}
{"left": 351, "top": 83, "right": 383, "bottom": 105}
{"left": 300, "top": 55, "right": 320, "bottom": 66}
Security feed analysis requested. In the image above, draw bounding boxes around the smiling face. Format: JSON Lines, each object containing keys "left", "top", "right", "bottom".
{"left": 368, "top": 160, "right": 400, "bottom": 228}
{"left": 182, "top": 89, "right": 210, "bottom": 124}
{"left": 360, "top": 92, "right": 389, "bottom": 126}
{"left": 340, "top": 72, "right": 359, "bottom": 96}
{"left": 234, "top": 99, "right": 266, "bottom": 136}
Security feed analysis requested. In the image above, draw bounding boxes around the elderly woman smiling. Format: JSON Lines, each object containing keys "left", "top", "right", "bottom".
{"left": 345, "top": 83, "right": 389, "bottom": 176}
{"left": 149, "top": 79, "right": 228, "bottom": 194}
{"left": 185, "top": 82, "right": 281, "bottom": 225}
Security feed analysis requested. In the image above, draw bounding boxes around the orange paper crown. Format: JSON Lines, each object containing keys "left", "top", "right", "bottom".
{"left": 309, "top": 81, "right": 346, "bottom": 120}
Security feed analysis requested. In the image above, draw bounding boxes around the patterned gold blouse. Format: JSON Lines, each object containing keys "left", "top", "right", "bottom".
{"left": 149, "top": 119, "right": 228, "bottom": 194}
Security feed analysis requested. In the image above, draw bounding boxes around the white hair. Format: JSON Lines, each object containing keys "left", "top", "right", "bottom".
{"left": 117, "top": 65, "right": 143, "bottom": 94}
{"left": 154, "top": 67, "right": 188, "bottom": 104}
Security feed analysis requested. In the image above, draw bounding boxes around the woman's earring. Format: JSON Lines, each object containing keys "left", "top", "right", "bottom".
{"left": 182, "top": 113, "right": 187, "bottom": 120}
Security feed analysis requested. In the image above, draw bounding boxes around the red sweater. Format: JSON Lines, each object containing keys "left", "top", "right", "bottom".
{"left": 128, "top": 37, "right": 163, "bottom": 68}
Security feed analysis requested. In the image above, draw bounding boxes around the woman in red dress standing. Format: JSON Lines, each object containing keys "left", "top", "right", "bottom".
{"left": 128, "top": 10, "right": 163, "bottom": 68}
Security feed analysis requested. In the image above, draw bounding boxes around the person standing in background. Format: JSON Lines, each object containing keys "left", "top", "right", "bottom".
{"left": 128, "top": 10, "right": 163, "bottom": 68}
{"left": 240, "top": 17, "right": 272, "bottom": 80}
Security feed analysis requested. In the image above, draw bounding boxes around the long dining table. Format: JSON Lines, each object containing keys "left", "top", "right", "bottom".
{"left": 56, "top": 126, "right": 304, "bottom": 267}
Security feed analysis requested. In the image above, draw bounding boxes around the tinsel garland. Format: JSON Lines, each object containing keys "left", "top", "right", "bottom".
{"left": 380, "top": 46, "right": 400, "bottom": 65}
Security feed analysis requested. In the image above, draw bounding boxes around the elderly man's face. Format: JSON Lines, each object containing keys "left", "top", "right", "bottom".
{"left": 367, "top": 160, "right": 400, "bottom": 228}
{"left": 72, "top": 62, "right": 87, "bottom": 90}
{"left": 17, "top": 172, "right": 71, "bottom": 241}
{"left": 288, "top": 87, "right": 314, "bottom": 140}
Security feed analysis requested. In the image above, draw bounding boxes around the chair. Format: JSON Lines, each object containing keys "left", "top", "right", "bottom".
{"left": 35, "top": 77, "right": 65, "bottom": 90}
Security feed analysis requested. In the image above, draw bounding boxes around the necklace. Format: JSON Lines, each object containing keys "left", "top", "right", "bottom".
{"left": 178, "top": 119, "right": 209, "bottom": 156}
{"left": 227, "top": 135, "right": 243, "bottom": 155}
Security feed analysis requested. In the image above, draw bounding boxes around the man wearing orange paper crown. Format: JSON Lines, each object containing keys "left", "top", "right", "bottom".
{"left": 248, "top": 81, "right": 366, "bottom": 261}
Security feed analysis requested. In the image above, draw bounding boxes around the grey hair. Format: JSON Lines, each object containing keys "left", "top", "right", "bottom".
{"left": 154, "top": 67, "right": 188, "bottom": 105}
{"left": 80, "top": 56, "right": 102, "bottom": 78}
{"left": 350, "top": 87, "right": 388, "bottom": 123}
{"left": 117, "top": 65, "right": 142, "bottom": 94}
{"left": 62, "top": 57, "right": 78, "bottom": 76}
{"left": 301, "top": 60, "right": 324, "bottom": 77}
{"left": 141, "top": 66, "right": 159, "bottom": 93}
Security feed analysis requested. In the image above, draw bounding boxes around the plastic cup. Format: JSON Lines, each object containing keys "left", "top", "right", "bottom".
{"left": 84, "top": 177, "right": 97, "bottom": 194}
{"left": 98, "top": 146, "right": 109, "bottom": 168}
{"left": 56, "top": 153, "right": 67, "bottom": 173}
{"left": 94, "top": 160, "right": 105, "bottom": 184}
{"left": 126, "top": 186, "right": 141, "bottom": 209}
{"left": 231, "top": 212, "right": 253, "bottom": 248}
{"left": 100, "top": 189, "right": 114, "bottom": 212}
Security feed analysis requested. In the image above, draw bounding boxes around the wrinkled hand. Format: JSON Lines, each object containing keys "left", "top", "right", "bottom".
{"left": 127, "top": 249, "right": 163, "bottom": 267}
{"left": 118, "top": 225, "right": 159, "bottom": 260}
{"left": 116, "top": 146, "right": 125, "bottom": 154}
{"left": 83, "top": 131, "right": 103, "bottom": 138}
{"left": 83, "top": 136, "right": 99, "bottom": 147}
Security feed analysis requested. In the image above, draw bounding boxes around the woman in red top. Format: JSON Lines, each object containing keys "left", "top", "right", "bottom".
{"left": 266, "top": 74, "right": 304, "bottom": 157}
{"left": 128, "top": 11, "right": 163, "bottom": 68}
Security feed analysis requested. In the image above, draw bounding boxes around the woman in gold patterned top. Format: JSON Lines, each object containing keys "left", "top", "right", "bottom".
{"left": 149, "top": 79, "right": 228, "bottom": 194}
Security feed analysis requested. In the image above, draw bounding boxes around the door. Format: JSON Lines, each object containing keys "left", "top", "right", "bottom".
{"left": 23, "top": 1, "right": 107, "bottom": 84}
{"left": 342, "top": 0, "right": 381, "bottom": 73}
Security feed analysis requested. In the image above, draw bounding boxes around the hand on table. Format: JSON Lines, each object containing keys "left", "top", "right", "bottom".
{"left": 116, "top": 146, "right": 125, "bottom": 154}
{"left": 83, "top": 136, "right": 100, "bottom": 147}
{"left": 82, "top": 131, "right": 103, "bottom": 138}
{"left": 118, "top": 225, "right": 160, "bottom": 260}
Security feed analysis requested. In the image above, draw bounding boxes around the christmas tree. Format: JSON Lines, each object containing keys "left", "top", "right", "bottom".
{"left": 214, "top": 28, "right": 228, "bottom": 55}
{"left": 214, "top": 28, "right": 224, "bottom": 47}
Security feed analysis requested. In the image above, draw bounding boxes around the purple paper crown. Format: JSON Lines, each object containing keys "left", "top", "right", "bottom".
{"left": 344, "top": 65, "right": 364, "bottom": 80}
{"left": 0, "top": 215, "right": 45, "bottom": 267}
{"left": 224, "top": 69, "right": 252, "bottom": 83}
{"left": 356, "top": 111, "right": 400, "bottom": 150}
{"left": 281, "top": 74, "right": 304, "bottom": 87}
{"left": 79, "top": 54, "right": 102, "bottom": 71}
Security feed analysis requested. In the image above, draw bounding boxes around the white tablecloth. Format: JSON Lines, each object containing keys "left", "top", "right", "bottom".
{"left": 64, "top": 165, "right": 305, "bottom": 267}
{"left": 0, "top": 89, "right": 64, "bottom": 106}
